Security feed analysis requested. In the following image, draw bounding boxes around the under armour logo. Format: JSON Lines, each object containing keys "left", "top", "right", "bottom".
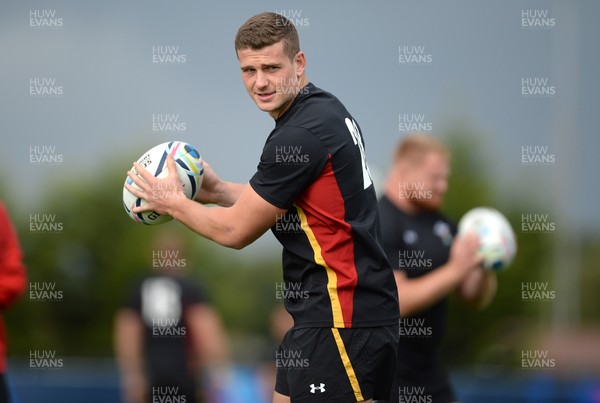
{"left": 310, "top": 383, "right": 325, "bottom": 393}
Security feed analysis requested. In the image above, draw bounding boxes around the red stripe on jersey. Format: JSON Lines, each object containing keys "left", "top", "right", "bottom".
{"left": 296, "top": 158, "right": 358, "bottom": 327}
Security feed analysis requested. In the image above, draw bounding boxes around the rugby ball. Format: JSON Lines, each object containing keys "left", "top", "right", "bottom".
{"left": 123, "top": 141, "right": 204, "bottom": 225}
{"left": 458, "top": 207, "right": 517, "bottom": 271}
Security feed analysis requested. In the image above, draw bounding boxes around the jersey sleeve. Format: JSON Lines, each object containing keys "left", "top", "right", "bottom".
{"left": 382, "top": 229, "right": 406, "bottom": 273}
{"left": 249, "top": 126, "right": 329, "bottom": 209}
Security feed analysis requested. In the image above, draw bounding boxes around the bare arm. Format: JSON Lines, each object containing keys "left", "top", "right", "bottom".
{"left": 193, "top": 161, "right": 245, "bottom": 207}
{"left": 395, "top": 264, "right": 463, "bottom": 317}
{"left": 125, "top": 157, "right": 287, "bottom": 249}
{"left": 186, "top": 304, "right": 229, "bottom": 368}
{"left": 395, "top": 232, "right": 482, "bottom": 317}
{"left": 185, "top": 304, "right": 232, "bottom": 398}
{"left": 172, "top": 184, "right": 285, "bottom": 249}
{"left": 456, "top": 268, "right": 497, "bottom": 310}
{"left": 114, "top": 309, "right": 147, "bottom": 403}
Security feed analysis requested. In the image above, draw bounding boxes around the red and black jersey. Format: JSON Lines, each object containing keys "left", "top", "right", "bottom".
{"left": 250, "top": 83, "right": 399, "bottom": 329}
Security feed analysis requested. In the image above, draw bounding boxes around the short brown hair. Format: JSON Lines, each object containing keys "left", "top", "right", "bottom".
{"left": 394, "top": 134, "right": 449, "bottom": 166}
{"left": 235, "top": 12, "right": 300, "bottom": 60}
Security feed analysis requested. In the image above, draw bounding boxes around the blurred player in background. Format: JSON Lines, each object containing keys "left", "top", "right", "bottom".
{"left": 126, "top": 12, "right": 399, "bottom": 402}
{"left": 114, "top": 231, "right": 228, "bottom": 403}
{"left": 378, "top": 135, "right": 497, "bottom": 403}
{"left": 0, "top": 201, "right": 27, "bottom": 403}
{"left": 261, "top": 305, "right": 294, "bottom": 398}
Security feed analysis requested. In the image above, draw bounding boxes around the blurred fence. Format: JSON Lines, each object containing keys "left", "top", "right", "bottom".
{"left": 6, "top": 358, "right": 600, "bottom": 403}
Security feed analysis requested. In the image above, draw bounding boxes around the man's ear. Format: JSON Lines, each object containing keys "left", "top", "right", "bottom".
{"left": 294, "top": 51, "right": 306, "bottom": 76}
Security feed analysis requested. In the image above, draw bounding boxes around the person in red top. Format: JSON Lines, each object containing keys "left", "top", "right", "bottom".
{"left": 0, "top": 201, "right": 27, "bottom": 403}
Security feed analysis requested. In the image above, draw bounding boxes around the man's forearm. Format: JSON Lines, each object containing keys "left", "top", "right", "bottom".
{"left": 458, "top": 269, "right": 497, "bottom": 309}
{"left": 396, "top": 264, "right": 465, "bottom": 317}
{"left": 208, "top": 181, "right": 247, "bottom": 207}
{"left": 169, "top": 197, "right": 242, "bottom": 248}
{"left": 170, "top": 183, "right": 283, "bottom": 250}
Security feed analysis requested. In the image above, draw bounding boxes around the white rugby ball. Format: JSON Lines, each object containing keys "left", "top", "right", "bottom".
{"left": 458, "top": 207, "right": 517, "bottom": 271}
{"left": 123, "top": 141, "right": 204, "bottom": 225}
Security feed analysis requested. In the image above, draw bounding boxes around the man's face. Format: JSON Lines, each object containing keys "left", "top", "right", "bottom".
{"left": 403, "top": 151, "right": 449, "bottom": 211}
{"left": 237, "top": 41, "right": 306, "bottom": 120}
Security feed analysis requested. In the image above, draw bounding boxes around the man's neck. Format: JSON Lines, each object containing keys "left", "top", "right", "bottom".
{"left": 384, "top": 181, "right": 420, "bottom": 215}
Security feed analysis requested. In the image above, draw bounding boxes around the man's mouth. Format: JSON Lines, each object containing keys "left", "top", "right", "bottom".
{"left": 256, "top": 91, "right": 276, "bottom": 102}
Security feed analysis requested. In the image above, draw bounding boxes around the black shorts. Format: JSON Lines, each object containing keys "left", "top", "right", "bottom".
{"left": 275, "top": 325, "right": 399, "bottom": 402}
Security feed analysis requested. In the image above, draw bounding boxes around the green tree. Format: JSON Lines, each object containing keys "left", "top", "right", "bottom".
{"left": 5, "top": 153, "right": 282, "bottom": 360}
{"left": 440, "top": 125, "right": 554, "bottom": 371}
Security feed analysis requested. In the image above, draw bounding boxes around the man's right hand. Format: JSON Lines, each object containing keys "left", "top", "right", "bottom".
{"left": 447, "top": 232, "right": 484, "bottom": 282}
